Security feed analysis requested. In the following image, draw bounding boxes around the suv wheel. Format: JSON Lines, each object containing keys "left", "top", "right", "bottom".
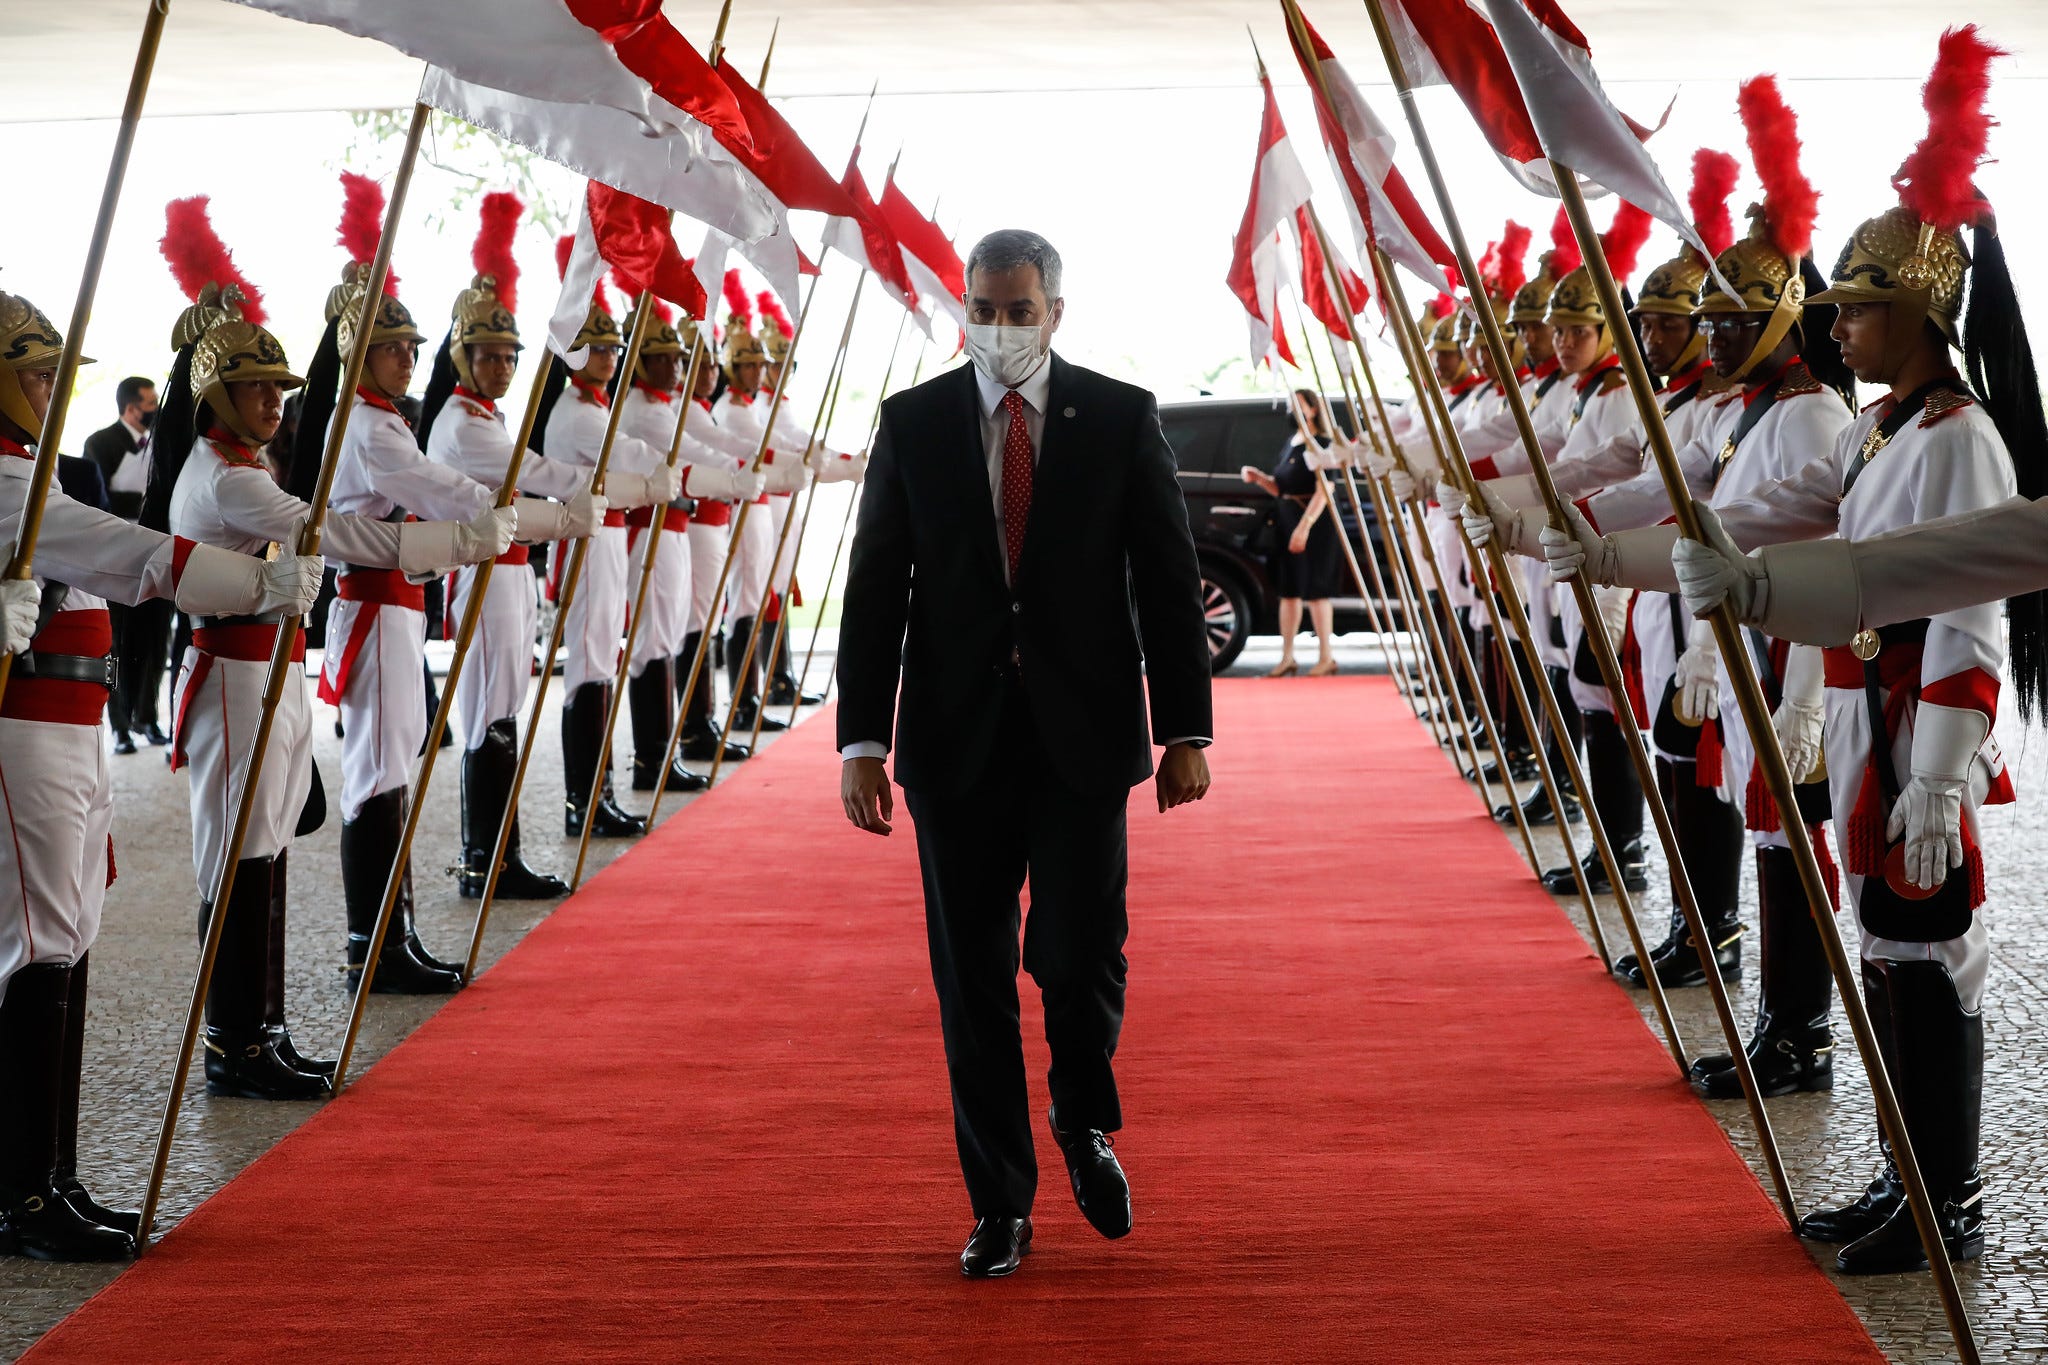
{"left": 1200, "top": 566, "right": 1252, "bottom": 673}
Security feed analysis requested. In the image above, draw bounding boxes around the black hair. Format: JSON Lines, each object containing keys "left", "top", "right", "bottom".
{"left": 287, "top": 315, "right": 342, "bottom": 504}
{"left": 414, "top": 330, "right": 458, "bottom": 452}
{"left": 114, "top": 375, "right": 155, "bottom": 414}
{"left": 1964, "top": 221, "right": 2048, "bottom": 720}
{"left": 1796, "top": 257, "right": 1857, "bottom": 409}
{"left": 525, "top": 353, "right": 570, "bottom": 456}
{"left": 138, "top": 347, "right": 195, "bottom": 535}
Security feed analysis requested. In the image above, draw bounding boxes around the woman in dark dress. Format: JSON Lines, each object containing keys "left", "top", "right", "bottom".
{"left": 1240, "top": 389, "right": 1341, "bottom": 676}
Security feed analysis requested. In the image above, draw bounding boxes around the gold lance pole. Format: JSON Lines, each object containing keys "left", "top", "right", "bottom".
{"left": 749, "top": 285, "right": 903, "bottom": 741}
{"left": 332, "top": 237, "right": 563, "bottom": 1093}
{"left": 565, "top": 321, "right": 708, "bottom": 887}
{"left": 1297, "top": 207, "right": 1536, "bottom": 864}
{"left": 459, "top": 290, "right": 662, "bottom": 980}
{"left": 703, "top": 269, "right": 868, "bottom": 786}
{"left": 0, "top": 0, "right": 170, "bottom": 714}
{"left": 1549, "top": 172, "right": 1972, "bottom": 1335}
{"left": 1328, "top": 0, "right": 1690, "bottom": 1072}
{"left": 138, "top": 101, "right": 431, "bottom": 1245}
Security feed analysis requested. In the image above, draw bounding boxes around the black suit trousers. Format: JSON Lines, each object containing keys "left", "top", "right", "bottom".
{"left": 903, "top": 673, "right": 1130, "bottom": 1220}
{"left": 112, "top": 597, "right": 173, "bottom": 732}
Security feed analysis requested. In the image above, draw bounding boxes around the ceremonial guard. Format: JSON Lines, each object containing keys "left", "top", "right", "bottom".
{"left": 1664, "top": 30, "right": 2028, "bottom": 1273}
{"left": 0, "top": 286, "right": 322, "bottom": 1260}
{"left": 317, "top": 265, "right": 517, "bottom": 994}
{"left": 416, "top": 197, "right": 604, "bottom": 895}
{"left": 542, "top": 247, "right": 681, "bottom": 840}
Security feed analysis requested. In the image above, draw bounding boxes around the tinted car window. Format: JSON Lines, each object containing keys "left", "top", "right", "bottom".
{"left": 1160, "top": 413, "right": 1225, "bottom": 476}
{"left": 1227, "top": 407, "right": 1298, "bottom": 475}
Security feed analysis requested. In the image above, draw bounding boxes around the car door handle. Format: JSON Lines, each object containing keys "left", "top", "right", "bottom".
{"left": 1209, "top": 505, "right": 1258, "bottom": 517}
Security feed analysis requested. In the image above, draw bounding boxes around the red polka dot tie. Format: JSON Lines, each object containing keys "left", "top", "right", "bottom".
{"left": 999, "top": 389, "right": 1033, "bottom": 582}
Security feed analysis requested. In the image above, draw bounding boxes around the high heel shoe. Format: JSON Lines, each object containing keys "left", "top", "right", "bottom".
{"left": 1263, "top": 660, "right": 1299, "bottom": 678}
{"left": 1307, "top": 659, "right": 1339, "bottom": 677}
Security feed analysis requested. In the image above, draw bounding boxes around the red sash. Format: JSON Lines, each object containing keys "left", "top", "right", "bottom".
{"left": 1, "top": 610, "right": 112, "bottom": 727}
{"left": 172, "top": 623, "right": 306, "bottom": 769}
{"left": 318, "top": 570, "right": 424, "bottom": 704}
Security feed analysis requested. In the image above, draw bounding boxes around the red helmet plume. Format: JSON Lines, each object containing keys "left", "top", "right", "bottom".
{"left": 756, "top": 289, "right": 793, "bottom": 340}
{"left": 721, "top": 268, "right": 752, "bottom": 327}
{"left": 1688, "top": 149, "right": 1741, "bottom": 260}
{"left": 1601, "top": 200, "right": 1655, "bottom": 280}
{"left": 337, "top": 171, "right": 399, "bottom": 295}
{"left": 1547, "top": 206, "right": 1581, "bottom": 278}
{"left": 1428, "top": 292, "right": 1455, "bottom": 320}
{"left": 1494, "top": 221, "right": 1531, "bottom": 300}
{"left": 471, "top": 191, "right": 524, "bottom": 312}
{"left": 160, "top": 196, "right": 265, "bottom": 325}
{"left": 1893, "top": 25, "right": 2005, "bottom": 232}
{"left": 1736, "top": 76, "right": 1819, "bottom": 259}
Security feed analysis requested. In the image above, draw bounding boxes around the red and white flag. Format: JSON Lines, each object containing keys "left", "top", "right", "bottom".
{"left": 1477, "top": 0, "right": 1733, "bottom": 296}
{"left": 549, "top": 184, "right": 709, "bottom": 364}
{"left": 1227, "top": 70, "right": 1313, "bottom": 366}
{"left": 877, "top": 173, "right": 969, "bottom": 334}
{"left": 822, "top": 151, "right": 931, "bottom": 338}
{"left": 1295, "top": 206, "right": 1373, "bottom": 375}
{"left": 1281, "top": 4, "right": 1454, "bottom": 293}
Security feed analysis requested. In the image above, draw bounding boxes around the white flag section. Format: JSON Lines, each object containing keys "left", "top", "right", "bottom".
{"left": 227, "top": 0, "right": 679, "bottom": 134}
{"left": 421, "top": 70, "right": 776, "bottom": 245}
{"left": 1229, "top": 77, "right": 1313, "bottom": 365}
{"left": 821, "top": 216, "right": 934, "bottom": 339}
{"left": 1478, "top": 0, "right": 1737, "bottom": 300}
{"left": 1310, "top": 55, "right": 1451, "bottom": 293}
{"left": 691, "top": 229, "right": 731, "bottom": 317}
{"left": 903, "top": 256, "right": 966, "bottom": 333}
{"left": 712, "top": 218, "right": 805, "bottom": 323}
{"left": 548, "top": 203, "right": 606, "bottom": 367}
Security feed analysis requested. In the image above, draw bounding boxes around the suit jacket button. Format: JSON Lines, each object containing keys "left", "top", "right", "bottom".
{"left": 1011, "top": 601, "right": 1022, "bottom": 614}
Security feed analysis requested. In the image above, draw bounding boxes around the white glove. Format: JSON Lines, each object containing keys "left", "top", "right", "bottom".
{"left": 814, "top": 453, "right": 865, "bottom": 485}
{"left": 1673, "top": 619, "right": 1720, "bottom": 724}
{"left": 1435, "top": 479, "right": 1468, "bottom": 520}
{"left": 561, "top": 489, "right": 606, "bottom": 539}
{"left": 1329, "top": 438, "right": 1360, "bottom": 470}
{"left": 683, "top": 463, "right": 764, "bottom": 502}
{"left": 613, "top": 464, "right": 682, "bottom": 507}
{"left": 1672, "top": 499, "right": 1766, "bottom": 623}
{"left": 1538, "top": 504, "right": 1609, "bottom": 585}
{"left": 1386, "top": 466, "right": 1416, "bottom": 503}
{"left": 510, "top": 496, "right": 591, "bottom": 543}
{"left": 1363, "top": 445, "right": 1397, "bottom": 481}
{"left": 394, "top": 511, "right": 507, "bottom": 576}
{"left": 458, "top": 505, "right": 517, "bottom": 564}
{"left": 172, "top": 539, "right": 322, "bottom": 617}
{"left": 1773, "top": 644, "right": 1826, "bottom": 783}
{"left": 1889, "top": 701, "right": 1986, "bottom": 890}
{"left": 763, "top": 456, "right": 809, "bottom": 495}
{"left": 1593, "top": 585, "right": 1632, "bottom": 652}
{"left": 0, "top": 578, "right": 39, "bottom": 656}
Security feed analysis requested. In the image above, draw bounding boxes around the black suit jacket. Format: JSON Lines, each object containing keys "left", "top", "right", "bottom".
{"left": 837, "top": 355, "right": 1212, "bottom": 798}
{"left": 81, "top": 420, "right": 141, "bottom": 520}
{"left": 56, "top": 454, "right": 111, "bottom": 513}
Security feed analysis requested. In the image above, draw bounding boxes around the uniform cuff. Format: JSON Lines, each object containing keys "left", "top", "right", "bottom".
{"left": 840, "top": 741, "right": 888, "bottom": 762}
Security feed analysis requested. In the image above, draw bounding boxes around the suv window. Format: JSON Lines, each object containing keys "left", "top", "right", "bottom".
{"left": 1160, "top": 413, "right": 1225, "bottom": 476}
{"left": 1227, "top": 407, "right": 1297, "bottom": 476}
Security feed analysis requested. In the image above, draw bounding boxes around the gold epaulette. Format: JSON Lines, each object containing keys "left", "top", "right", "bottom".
{"left": 1596, "top": 369, "right": 1627, "bottom": 395}
{"left": 1919, "top": 388, "right": 1975, "bottom": 428}
{"left": 1776, "top": 364, "right": 1824, "bottom": 400}
{"left": 458, "top": 398, "right": 492, "bottom": 420}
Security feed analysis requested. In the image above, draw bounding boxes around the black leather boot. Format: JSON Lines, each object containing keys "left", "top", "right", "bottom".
{"left": 724, "top": 615, "right": 787, "bottom": 733}
{"left": 1800, "top": 965, "right": 1902, "bottom": 1245}
{"left": 1543, "top": 839, "right": 1649, "bottom": 897}
{"left": 561, "top": 682, "right": 646, "bottom": 839}
{"left": 264, "top": 854, "right": 334, "bottom": 1081}
{"left": 1834, "top": 960, "right": 1985, "bottom": 1275}
{"left": 0, "top": 964, "right": 135, "bottom": 1261}
{"left": 1550, "top": 709, "right": 1645, "bottom": 892}
{"left": 49, "top": 956, "right": 140, "bottom": 1236}
{"left": 628, "top": 661, "right": 707, "bottom": 793}
{"left": 1615, "top": 758, "right": 1745, "bottom": 988}
{"left": 460, "top": 719, "right": 568, "bottom": 899}
{"left": 1495, "top": 781, "right": 1580, "bottom": 828}
{"left": 341, "top": 790, "right": 461, "bottom": 995}
{"left": 1690, "top": 845, "right": 1833, "bottom": 1098}
{"left": 762, "top": 617, "right": 824, "bottom": 707}
{"left": 203, "top": 858, "right": 331, "bottom": 1100}
{"left": 676, "top": 635, "right": 749, "bottom": 763}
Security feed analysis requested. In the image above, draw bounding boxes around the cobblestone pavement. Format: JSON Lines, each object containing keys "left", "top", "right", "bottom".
{"left": 0, "top": 651, "right": 819, "bottom": 1361}
{"left": 4, "top": 632, "right": 2041, "bottom": 1362}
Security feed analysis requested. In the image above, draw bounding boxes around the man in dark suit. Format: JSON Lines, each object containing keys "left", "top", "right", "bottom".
{"left": 83, "top": 377, "right": 171, "bottom": 754}
{"left": 838, "top": 229, "right": 1213, "bottom": 1278}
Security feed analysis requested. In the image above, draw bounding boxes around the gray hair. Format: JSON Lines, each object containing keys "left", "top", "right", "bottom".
{"left": 965, "top": 229, "right": 1062, "bottom": 300}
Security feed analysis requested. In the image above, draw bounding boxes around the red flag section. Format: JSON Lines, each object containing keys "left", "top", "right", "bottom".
{"left": 561, "top": 0, "right": 752, "bottom": 151}
{"left": 1377, "top": 0, "right": 1546, "bottom": 168}
{"left": 586, "top": 183, "right": 709, "bottom": 320}
{"left": 877, "top": 178, "right": 966, "bottom": 300}
{"left": 1296, "top": 205, "right": 1370, "bottom": 340}
{"left": 1227, "top": 70, "right": 1313, "bottom": 365}
{"left": 712, "top": 57, "right": 866, "bottom": 223}
{"left": 832, "top": 152, "right": 920, "bottom": 311}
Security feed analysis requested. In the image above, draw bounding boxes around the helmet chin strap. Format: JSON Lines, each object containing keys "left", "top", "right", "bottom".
{"left": 1730, "top": 262, "right": 1806, "bottom": 383}
{"left": 1671, "top": 330, "right": 1706, "bottom": 374}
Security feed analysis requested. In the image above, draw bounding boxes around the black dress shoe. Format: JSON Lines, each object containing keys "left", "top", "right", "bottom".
{"left": 203, "top": 1029, "right": 332, "bottom": 1101}
{"left": 631, "top": 758, "right": 709, "bottom": 793}
{"left": 112, "top": 731, "right": 137, "bottom": 756}
{"left": 729, "top": 702, "right": 787, "bottom": 733}
{"left": 960, "top": 1216, "right": 1031, "bottom": 1278}
{"left": 1799, "top": 1162, "right": 1902, "bottom": 1245}
{"left": 1541, "top": 840, "right": 1650, "bottom": 896}
{"left": 268, "top": 1026, "right": 337, "bottom": 1081}
{"left": 0, "top": 1187, "right": 136, "bottom": 1262}
{"left": 1050, "top": 1109, "right": 1132, "bottom": 1240}
{"left": 1614, "top": 908, "right": 1743, "bottom": 990}
{"left": 679, "top": 729, "right": 749, "bottom": 763}
{"left": 1688, "top": 1017, "right": 1833, "bottom": 1099}
{"left": 565, "top": 795, "right": 648, "bottom": 839}
{"left": 1495, "top": 784, "right": 1580, "bottom": 828}
{"left": 142, "top": 723, "right": 171, "bottom": 747}
{"left": 1836, "top": 1183, "right": 1984, "bottom": 1276}
{"left": 52, "top": 1178, "right": 141, "bottom": 1240}
{"left": 765, "top": 679, "right": 825, "bottom": 708}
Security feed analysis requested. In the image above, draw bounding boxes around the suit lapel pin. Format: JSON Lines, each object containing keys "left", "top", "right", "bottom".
{"left": 1062, "top": 406, "right": 1076, "bottom": 419}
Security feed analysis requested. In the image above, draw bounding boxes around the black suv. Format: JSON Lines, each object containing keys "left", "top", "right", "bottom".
{"left": 1162, "top": 394, "right": 1400, "bottom": 671}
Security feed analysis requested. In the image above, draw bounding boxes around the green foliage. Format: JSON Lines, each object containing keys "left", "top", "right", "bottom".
{"left": 339, "top": 109, "right": 574, "bottom": 240}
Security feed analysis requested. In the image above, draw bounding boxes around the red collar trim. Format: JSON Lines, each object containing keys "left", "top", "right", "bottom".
{"left": 634, "top": 382, "right": 674, "bottom": 405}
{"left": 571, "top": 378, "right": 610, "bottom": 408}
{"left": 356, "top": 387, "right": 400, "bottom": 415}
{"left": 1742, "top": 355, "right": 1796, "bottom": 408}
{"left": 1513, "top": 365, "right": 1533, "bottom": 383}
{"left": 204, "top": 425, "right": 262, "bottom": 468}
{"left": 1573, "top": 353, "right": 1623, "bottom": 394}
{"left": 1532, "top": 356, "right": 1562, "bottom": 380}
{"left": 0, "top": 436, "right": 30, "bottom": 461}
{"left": 1446, "top": 374, "right": 1483, "bottom": 397}
{"left": 726, "top": 390, "right": 756, "bottom": 406}
{"left": 1662, "top": 359, "right": 1711, "bottom": 394}
{"left": 695, "top": 397, "right": 714, "bottom": 413}
{"left": 452, "top": 385, "right": 496, "bottom": 414}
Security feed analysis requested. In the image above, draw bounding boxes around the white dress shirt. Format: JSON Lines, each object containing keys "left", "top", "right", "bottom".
{"left": 842, "top": 353, "right": 1210, "bottom": 762}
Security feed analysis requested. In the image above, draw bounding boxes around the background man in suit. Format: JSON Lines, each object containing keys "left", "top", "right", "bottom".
{"left": 838, "top": 229, "right": 1213, "bottom": 1279}
{"left": 84, "top": 377, "right": 171, "bottom": 753}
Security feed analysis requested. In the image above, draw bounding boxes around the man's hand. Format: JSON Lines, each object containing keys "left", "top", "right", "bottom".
{"left": 1156, "top": 742, "right": 1211, "bottom": 814}
{"left": 841, "top": 755, "right": 893, "bottom": 835}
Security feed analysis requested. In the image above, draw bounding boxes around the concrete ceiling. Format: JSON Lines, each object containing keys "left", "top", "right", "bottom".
{"left": 6, "top": 0, "right": 2047, "bottom": 122}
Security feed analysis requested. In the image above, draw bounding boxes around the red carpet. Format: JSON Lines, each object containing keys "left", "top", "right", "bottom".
{"left": 28, "top": 678, "right": 1879, "bottom": 1363}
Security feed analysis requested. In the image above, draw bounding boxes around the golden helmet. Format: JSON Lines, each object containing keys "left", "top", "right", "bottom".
{"left": 627, "top": 305, "right": 685, "bottom": 386}
{"left": 335, "top": 277, "right": 426, "bottom": 360}
{"left": 189, "top": 286, "right": 304, "bottom": 443}
{"left": 0, "top": 289, "right": 84, "bottom": 438}
{"left": 721, "top": 319, "right": 768, "bottom": 377}
{"left": 761, "top": 319, "right": 791, "bottom": 364}
{"left": 1509, "top": 252, "right": 1565, "bottom": 326}
{"left": 449, "top": 273, "right": 521, "bottom": 389}
{"left": 1810, "top": 204, "right": 1968, "bottom": 346}
{"left": 1633, "top": 248, "right": 1709, "bottom": 319}
{"left": 1427, "top": 310, "right": 1461, "bottom": 355}
{"left": 1695, "top": 207, "right": 1807, "bottom": 381}
{"left": 1545, "top": 266, "right": 1607, "bottom": 331}
{"left": 570, "top": 300, "right": 623, "bottom": 356}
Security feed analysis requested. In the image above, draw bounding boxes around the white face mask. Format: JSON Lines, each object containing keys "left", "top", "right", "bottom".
{"left": 964, "top": 321, "right": 1051, "bottom": 389}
